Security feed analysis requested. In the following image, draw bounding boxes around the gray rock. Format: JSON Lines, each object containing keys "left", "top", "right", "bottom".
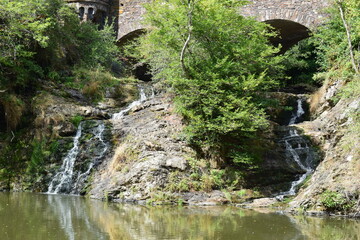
{"left": 165, "top": 156, "right": 187, "bottom": 170}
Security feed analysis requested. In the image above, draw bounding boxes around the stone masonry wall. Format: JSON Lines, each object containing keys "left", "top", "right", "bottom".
{"left": 241, "top": 0, "right": 330, "bottom": 29}
{"left": 117, "top": 0, "right": 150, "bottom": 40}
{"left": 66, "top": 0, "right": 330, "bottom": 42}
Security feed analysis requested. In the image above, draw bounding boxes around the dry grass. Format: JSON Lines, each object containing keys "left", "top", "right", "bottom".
{"left": 309, "top": 84, "right": 326, "bottom": 114}
{"left": 82, "top": 80, "right": 103, "bottom": 101}
{"left": 0, "top": 94, "right": 25, "bottom": 131}
{"left": 112, "top": 83, "right": 138, "bottom": 103}
{"left": 110, "top": 141, "right": 140, "bottom": 173}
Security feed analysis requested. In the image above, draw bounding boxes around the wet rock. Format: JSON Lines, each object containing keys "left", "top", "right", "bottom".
{"left": 178, "top": 191, "right": 228, "bottom": 206}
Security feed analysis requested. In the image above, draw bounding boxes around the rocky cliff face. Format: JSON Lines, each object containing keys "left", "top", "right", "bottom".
{"left": 289, "top": 80, "right": 360, "bottom": 215}
{"left": 88, "top": 88, "right": 317, "bottom": 204}
{"left": 89, "top": 92, "right": 196, "bottom": 202}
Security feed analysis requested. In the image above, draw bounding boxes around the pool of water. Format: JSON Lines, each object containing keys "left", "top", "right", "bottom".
{"left": 0, "top": 193, "right": 359, "bottom": 240}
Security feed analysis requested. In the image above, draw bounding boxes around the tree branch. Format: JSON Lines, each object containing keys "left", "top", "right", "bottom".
{"left": 180, "top": 0, "right": 194, "bottom": 79}
{"left": 337, "top": 1, "right": 359, "bottom": 74}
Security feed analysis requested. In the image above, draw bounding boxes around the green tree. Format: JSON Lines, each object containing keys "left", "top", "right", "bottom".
{"left": 313, "top": 0, "right": 360, "bottom": 80}
{"left": 0, "top": 0, "right": 119, "bottom": 92}
{"left": 0, "top": 0, "right": 120, "bottom": 130}
{"left": 134, "top": 0, "right": 284, "bottom": 167}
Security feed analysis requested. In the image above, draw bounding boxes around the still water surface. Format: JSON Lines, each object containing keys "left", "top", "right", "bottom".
{"left": 0, "top": 193, "right": 359, "bottom": 240}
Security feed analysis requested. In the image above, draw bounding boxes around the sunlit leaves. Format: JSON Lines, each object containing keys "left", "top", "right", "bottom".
{"left": 135, "top": 0, "right": 283, "bottom": 166}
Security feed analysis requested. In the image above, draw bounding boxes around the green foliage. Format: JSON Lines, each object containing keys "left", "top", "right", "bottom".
{"left": 237, "top": 189, "right": 247, "bottom": 198}
{"left": 313, "top": 0, "right": 360, "bottom": 81}
{"left": 27, "top": 140, "right": 50, "bottom": 175}
{"left": 320, "top": 190, "right": 355, "bottom": 212}
{"left": 70, "top": 115, "right": 84, "bottom": 127}
{"left": 231, "top": 151, "right": 259, "bottom": 170}
{"left": 134, "top": 0, "right": 284, "bottom": 167}
{"left": 281, "top": 39, "right": 320, "bottom": 86}
{"left": 148, "top": 192, "right": 178, "bottom": 204}
{"left": 65, "top": 67, "right": 136, "bottom": 103}
{"left": 0, "top": 138, "right": 29, "bottom": 186}
{"left": 0, "top": 0, "right": 120, "bottom": 96}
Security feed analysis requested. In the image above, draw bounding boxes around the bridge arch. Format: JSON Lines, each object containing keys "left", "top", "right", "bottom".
{"left": 117, "top": 29, "right": 152, "bottom": 82}
{"left": 117, "top": 29, "right": 146, "bottom": 46}
{"left": 265, "top": 19, "right": 311, "bottom": 52}
{"left": 240, "top": 0, "right": 329, "bottom": 30}
{"left": 116, "top": 0, "right": 150, "bottom": 41}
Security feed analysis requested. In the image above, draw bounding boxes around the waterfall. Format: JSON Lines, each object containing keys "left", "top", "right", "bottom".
{"left": 288, "top": 98, "right": 305, "bottom": 125}
{"left": 48, "top": 123, "right": 83, "bottom": 194}
{"left": 112, "top": 86, "right": 148, "bottom": 120}
{"left": 47, "top": 121, "right": 109, "bottom": 195}
{"left": 71, "top": 123, "right": 108, "bottom": 194}
{"left": 278, "top": 98, "right": 314, "bottom": 197}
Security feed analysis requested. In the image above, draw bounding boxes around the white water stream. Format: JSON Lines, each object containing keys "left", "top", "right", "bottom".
{"left": 288, "top": 99, "right": 305, "bottom": 125}
{"left": 278, "top": 98, "right": 314, "bottom": 197}
{"left": 48, "top": 84, "right": 153, "bottom": 195}
{"left": 48, "top": 122, "right": 108, "bottom": 194}
{"left": 112, "top": 86, "right": 147, "bottom": 120}
{"left": 71, "top": 123, "right": 108, "bottom": 194}
{"left": 48, "top": 123, "right": 83, "bottom": 194}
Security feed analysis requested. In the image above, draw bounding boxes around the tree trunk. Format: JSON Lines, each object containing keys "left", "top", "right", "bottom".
{"left": 180, "top": 0, "right": 194, "bottom": 78}
{"left": 337, "top": 1, "right": 359, "bottom": 74}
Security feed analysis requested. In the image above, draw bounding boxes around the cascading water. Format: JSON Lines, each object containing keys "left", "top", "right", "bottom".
{"left": 48, "top": 123, "right": 83, "bottom": 194}
{"left": 112, "top": 86, "right": 147, "bottom": 120}
{"left": 278, "top": 98, "right": 315, "bottom": 197}
{"left": 71, "top": 123, "right": 108, "bottom": 194}
{"left": 289, "top": 99, "right": 305, "bottom": 125}
{"left": 48, "top": 84, "right": 153, "bottom": 195}
{"left": 47, "top": 121, "right": 109, "bottom": 195}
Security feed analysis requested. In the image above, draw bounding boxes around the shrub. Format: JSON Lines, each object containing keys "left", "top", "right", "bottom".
{"left": 70, "top": 115, "right": 84, "bottom": 127}
{"left": 320, "top": 190, "right": 355, "bottom": 212}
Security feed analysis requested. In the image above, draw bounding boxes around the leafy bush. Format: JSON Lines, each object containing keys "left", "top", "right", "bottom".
{"left": 320, "top": 190, "right": 355, "bottom": 212}
{"left": 70, "top": 115, "right": 84, "bottom": 127}
{"left": 25, "top": 139, "right": 58, "bottom": 178}
{"left": 281, "top": 39, "right": 320, "bottom": 86}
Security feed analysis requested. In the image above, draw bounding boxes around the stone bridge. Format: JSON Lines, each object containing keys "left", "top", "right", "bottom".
{"left": 66, "top": 0, "right": 330, "bottom": 49}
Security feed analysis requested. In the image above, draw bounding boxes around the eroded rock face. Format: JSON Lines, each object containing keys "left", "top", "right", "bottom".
{"left": 32, "top": 92, "right": 110, "bottom": 139}
{"left": 88, "top": 89, "right": 317, "bottom": 203}
{"left": 89, "top": 94, "right": 195, "bottom": 201}
{"left": 289, "top": 80, "right": 360, "bottom": 214}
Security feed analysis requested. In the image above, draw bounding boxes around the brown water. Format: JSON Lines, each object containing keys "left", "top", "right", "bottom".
{"left": 0, "top": 193, "right": 359, "bottom": 240}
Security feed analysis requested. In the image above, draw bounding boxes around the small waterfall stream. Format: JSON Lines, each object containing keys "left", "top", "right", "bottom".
{"left": 47, "top": 121, "right": 109, "bottom": 195}
{"left": 278, "top": 98, "right": 315, "bottom": 197}
{"left": 48, "top": 84, "right": 153, "bottom": 195}
{"left": 71, "top": 123, "right": 108, "bottom": 195}
{"left": 112, "top": 86, "right": 148, "bottom": 120}
{"left": 48, "top": 123, "right": 83, "bottom": 194}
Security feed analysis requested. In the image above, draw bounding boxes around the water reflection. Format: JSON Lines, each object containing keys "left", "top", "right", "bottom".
{"left": 0, "top": 193, "right": 359, "bottom": 240}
